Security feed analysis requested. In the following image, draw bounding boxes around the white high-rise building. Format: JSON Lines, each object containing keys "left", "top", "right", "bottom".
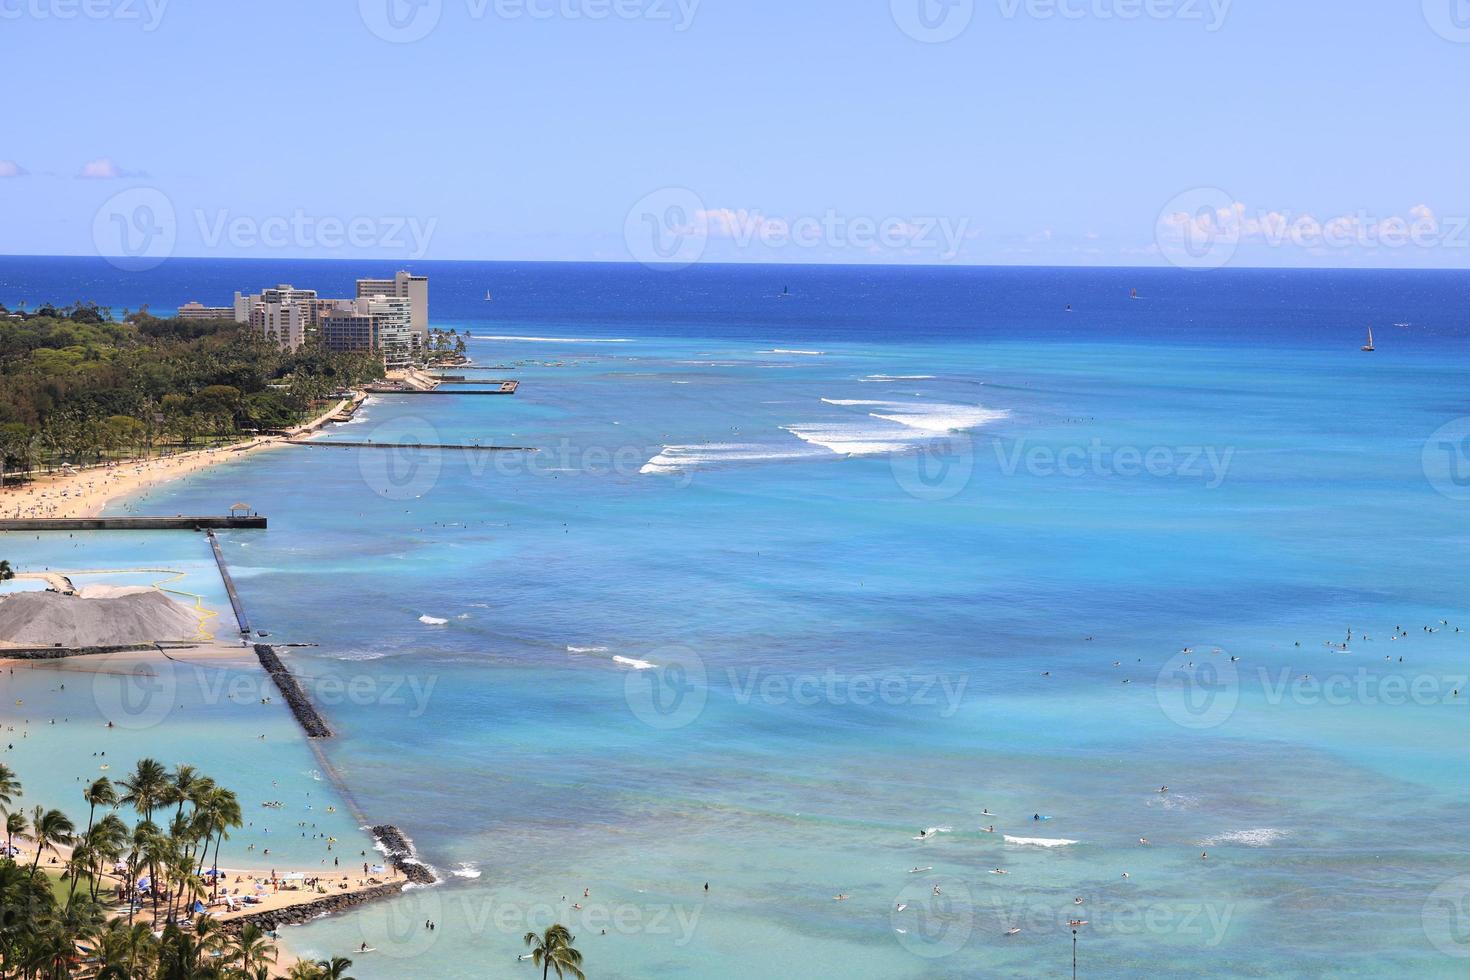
{"left": 357, "top": 294, "right": 416, "bottom": 366}
{"left": 355, "top": 271, "right": 427, "bottom": 338}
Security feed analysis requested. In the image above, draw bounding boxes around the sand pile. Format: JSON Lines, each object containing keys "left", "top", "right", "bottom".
{"left": 0, "top": 587, "right": 202, "bottom": 647}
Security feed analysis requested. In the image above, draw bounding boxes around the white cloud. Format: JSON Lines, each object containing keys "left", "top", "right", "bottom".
{"left": 0, "top": 160, "right": 27, "bottom": 178}
{"left": 78, "top": 157, "right": 127, "bottom": 179}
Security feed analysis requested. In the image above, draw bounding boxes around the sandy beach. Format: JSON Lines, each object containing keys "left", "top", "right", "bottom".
{"left": 0, "top": 395, "right": 357, "bottom": 522}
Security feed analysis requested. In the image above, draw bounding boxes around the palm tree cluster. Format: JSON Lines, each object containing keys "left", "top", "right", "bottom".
{"left": 0, "top": 757, "right": 358, "bottom": 978}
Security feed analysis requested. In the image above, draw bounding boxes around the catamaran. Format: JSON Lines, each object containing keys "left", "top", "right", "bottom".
{"left": 1361, "top": 327, "right": 1375, "bottom": 352}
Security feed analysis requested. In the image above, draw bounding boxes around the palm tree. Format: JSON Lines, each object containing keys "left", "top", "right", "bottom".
{"left": 0, "top": 762, "right": 18, "bottom": 812}
{"left": 231, "top": 922, "right": 278, "bottom": 976}
{"left": 70, "top": 777, "right": 117, "bottom": 902}
{"left": 523, "top": 924, "right": 587, "bottom": 980}
{"left": 317, "top": 955, "right": 356, "bottom": 979}
{"left": 117, "top": 758, "right": 168, "bottom": 823}
{"left": 0, "top": 559, "right": 13, "bottom": 582}
{"left": 5, "top": 811, "right": 24, "bottom": 856}
{"left": 27, "top": 806, "right": 74, "bottom": 874}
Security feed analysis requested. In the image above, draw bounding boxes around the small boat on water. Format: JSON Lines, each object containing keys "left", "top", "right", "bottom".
{"left": 484, "top": 290, "right": 493, "bottom": 301}
{"left": 1130, "top": 288, "right": 1139, "bottom": 300}
{"left": 779, "top": 285, "right": 790, "bottom": 299}
{"left": 1362, "top": 327, "right": 1375, "bottom": 352}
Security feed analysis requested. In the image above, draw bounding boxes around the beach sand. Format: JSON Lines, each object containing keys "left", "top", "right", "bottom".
{"left": 0, "top": 395, "right": 357, "bottom": 522}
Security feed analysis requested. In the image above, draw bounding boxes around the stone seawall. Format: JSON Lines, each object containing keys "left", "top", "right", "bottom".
{"left": 372, "top": 824, "right": 438, "bottom": 885}
{"left": 220, "top": 881, "right": 405, "bottom": 934}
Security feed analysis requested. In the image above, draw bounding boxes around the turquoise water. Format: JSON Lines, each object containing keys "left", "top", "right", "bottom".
{"left": 5, "top": 261, "right": 1470, "bottom": 976}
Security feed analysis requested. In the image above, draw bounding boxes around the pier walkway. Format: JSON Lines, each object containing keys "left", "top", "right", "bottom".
{"left": 206, "top": 530, "right": 251, "bottom": 635}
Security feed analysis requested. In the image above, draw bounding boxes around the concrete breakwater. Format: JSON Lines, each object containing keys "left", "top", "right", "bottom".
{"left": 254, "top": 644, "right": 332, "bottom": 738}
{"left": 372, "top": 824, "right": 438, "bottom": 885}
{"left": 206, "top": 530, "right": 251, "bottom": 635}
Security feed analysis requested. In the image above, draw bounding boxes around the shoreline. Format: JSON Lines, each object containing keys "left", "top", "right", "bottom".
{"left": 0, "top": 393, "right": 363, "bottom": 523}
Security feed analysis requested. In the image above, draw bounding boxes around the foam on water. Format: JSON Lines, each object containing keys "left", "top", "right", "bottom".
{"left": 1199, "top": 828, "right": 1288, "bottom": 848}
{"left": 1003, "top": 836, "right": 1079, "bottom": 847}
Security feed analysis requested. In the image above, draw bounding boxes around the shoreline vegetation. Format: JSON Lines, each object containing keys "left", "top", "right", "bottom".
{"left": 0, "top": 756, "right": 397, "bottom": 978}
{"left": 0, "top": 306, "right": 509, "bottom": 976}
{"left": 0, "top": 303, "right": 385, "bottom": 519}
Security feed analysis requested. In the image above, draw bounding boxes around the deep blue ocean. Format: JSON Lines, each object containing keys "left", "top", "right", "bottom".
{"left": 5, "top": 256, "right": 1470, "bottom": 978}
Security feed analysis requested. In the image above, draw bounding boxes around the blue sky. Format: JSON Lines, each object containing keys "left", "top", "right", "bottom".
{"left": 3, "top": 0, "right": 1469, "bottom": 268}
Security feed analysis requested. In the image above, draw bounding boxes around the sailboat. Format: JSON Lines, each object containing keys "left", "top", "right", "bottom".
{"left": 779, "top": 285, "right": 790, "bottom": 299}
{"left": 484, "top": 290, "right": 493, "bottom": 302}
{"left": 1130, "top": 288, "right": 1139, "bottom": 300}
{"left": 1361, "top": 327, "right": 1375, "bottom": 352}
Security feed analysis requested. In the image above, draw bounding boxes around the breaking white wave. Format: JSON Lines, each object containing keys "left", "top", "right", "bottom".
{"left": 1199, "top": 828, "right": 1287, "bottom": 848}
{"left": 863, "top": 374, "right": 936, "bottom": 381}
{"left": 761, "top": 348, "right": 825, "bottom": 355}
{"left": 641, "top": 443, "right": 821, "bottom": 475}
{"left": 451, "top": 863, "right": 482, "bottom": 879}
{"left": 567, "top": 645, "right": 610, "bottom": 654}
{"left": 418, "top": 615, "right": 448, "bottom": 626}
{"left": 1004, "top": 836, "right": 1078, "bottom": 847}
{"left": 783, "top": 424, "right": 915, "bottom": 456}
{"left": 613, "top": 655, "right": 656, "bottom": 670}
